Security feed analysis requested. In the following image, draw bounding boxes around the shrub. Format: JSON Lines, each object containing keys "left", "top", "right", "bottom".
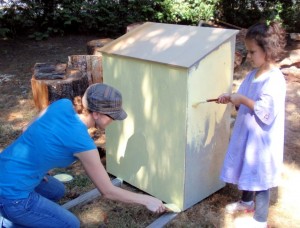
{"left": 0, "top": 0, "right": 219, "bottom": 39}
{"left": 215, "top": 0, "right": 299, "bottom": 32}
{"left": 0, "top": 0, "right": 298, "bottom": 39}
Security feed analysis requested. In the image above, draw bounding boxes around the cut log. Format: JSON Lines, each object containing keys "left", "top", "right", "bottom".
{"left": 234, "top": 29, "right": 247, "bottom": 70}
{"left": 31, "top": 63, "right": 89, "bottom": 111}
{"left": 33, "top": 63, "right": 66, "bottom": 79}
{"left": 126, "top": 22, "right": 145, "bottom": 33}
{"left": 68, "top": 55, "right": 102, "bottom": 85}
{"left": 86, "top": 38, "right": 113, "bottom": 55}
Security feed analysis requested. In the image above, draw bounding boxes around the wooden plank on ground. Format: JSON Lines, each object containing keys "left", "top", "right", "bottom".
{"left": 146, "top": 213, "right": 179, "bottom": 228}
{"left": 63, "top": 177, "right": 178, "bottom": 227}
{"left": 62, "top": 178, "right": 122, "bottom": 210}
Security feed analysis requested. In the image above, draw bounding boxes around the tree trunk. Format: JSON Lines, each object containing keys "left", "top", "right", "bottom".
{"left": 68, "top": 55, "right": 103, "bottom": 85}
{"left": 86, "top": 38, "right": 113, "bottom": 55}
{"left": 31, "top": 63, "right": 89, "bottom": 111}
{"left": 126, "top": 22, "right": 145, "bottom": 33}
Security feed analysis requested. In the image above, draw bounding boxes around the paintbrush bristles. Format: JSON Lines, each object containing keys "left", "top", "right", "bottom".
{"left": 192, "top": 98, "right": 218, "bottom": 108}
{"left": 192, "top": 102, "right": 202, "bottom": 108}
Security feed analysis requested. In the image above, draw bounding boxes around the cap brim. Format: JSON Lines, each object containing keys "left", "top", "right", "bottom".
{"left": 109, "top": 109, "right": 127, "bottom": 120}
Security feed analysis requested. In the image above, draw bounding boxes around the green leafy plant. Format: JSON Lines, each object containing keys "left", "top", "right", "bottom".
{"left": 215, "top": 0, "right": 299, "bottom": 31}
{"left": 0, "top": 0, "right": 298, "bottom": 38}
{"left": 153, "top": 0, "right": 217, "bottom": 25}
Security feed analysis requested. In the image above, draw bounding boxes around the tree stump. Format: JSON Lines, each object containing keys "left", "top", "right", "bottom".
{"left": 126, "top": 22, "right": 145, "bottom": 33}
{"left": 31, "top": 63, "right": 89, "bottom": 111}
{"left": 86, "top": 38, "right": 114, "bottom": 55}
{"left": 234, "top": 29, "right": 247, "bottom": 69}
{"left": 68, "top": 55, "right": 103, "bottom": 85}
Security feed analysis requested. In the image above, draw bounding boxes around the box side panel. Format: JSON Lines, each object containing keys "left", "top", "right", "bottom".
{"left": 183, "top": 40, "right": 235, "bottom": 209}
{"left": 103, "top": 55, "right": 188, "bottom": 209}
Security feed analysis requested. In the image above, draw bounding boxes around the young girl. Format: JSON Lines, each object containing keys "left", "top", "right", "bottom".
{"left": 217, "top": 21, "right": 286, "bottom": 227}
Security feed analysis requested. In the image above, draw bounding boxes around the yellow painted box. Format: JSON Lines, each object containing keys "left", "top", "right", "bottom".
{"left": 100, "top": 22, "right": 238, "bottom": 211}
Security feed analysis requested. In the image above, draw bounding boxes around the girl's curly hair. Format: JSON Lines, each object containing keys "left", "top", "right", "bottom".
{"left": 245, "top": 21, "right": 287, "bottom": 62}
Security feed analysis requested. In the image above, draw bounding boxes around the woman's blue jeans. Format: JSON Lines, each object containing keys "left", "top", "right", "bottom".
{"left": 0, "top": 175, "right": 80, "bottom": 228}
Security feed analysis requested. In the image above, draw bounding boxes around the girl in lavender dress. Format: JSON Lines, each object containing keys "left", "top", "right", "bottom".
{"left": 217, "top": 21, "right": 286, "bottom": 228}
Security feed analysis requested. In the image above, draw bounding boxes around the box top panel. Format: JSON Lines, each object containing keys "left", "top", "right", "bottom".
{"left": 100, "top": 22, "right": 239, "bottom": 68}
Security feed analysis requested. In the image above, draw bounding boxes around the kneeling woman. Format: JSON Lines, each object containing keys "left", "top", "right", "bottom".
{"left": 0, "top": 83, "right": 165, "bottom": 228}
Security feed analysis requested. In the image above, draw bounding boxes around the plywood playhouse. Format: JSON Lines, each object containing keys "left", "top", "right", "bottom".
{"left": 100, "top": 22, "right": 239, "bottom": 211}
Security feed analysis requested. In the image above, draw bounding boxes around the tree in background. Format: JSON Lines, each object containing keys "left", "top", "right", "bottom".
{"left": 0, "top": 0, "right": 299, "bottom": 39}
{"left": 215, "top": 0, "right": 299, "bottom": 32}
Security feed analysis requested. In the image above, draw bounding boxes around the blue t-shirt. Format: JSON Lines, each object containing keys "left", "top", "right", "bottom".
{"left": 0, "top": 99, "right": 96, "bottom": 199}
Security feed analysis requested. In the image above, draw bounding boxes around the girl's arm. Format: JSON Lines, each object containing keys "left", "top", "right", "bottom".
{"left": 75, "top": 149, "right": 165, "bottom": 213}
{"left": 230, "top": 93, "right": 255, "bottom": 110}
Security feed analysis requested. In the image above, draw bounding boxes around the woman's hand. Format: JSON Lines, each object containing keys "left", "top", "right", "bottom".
{"left": 143, "top": 195, "right": 166, "bottom": 213}
{"left": 76, "top": 149, "right": 167, "bottom": 213}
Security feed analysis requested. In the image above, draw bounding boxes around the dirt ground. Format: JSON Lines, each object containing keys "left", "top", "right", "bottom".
{"left": 0, "top": 35, "right": 299, "bottom": 228}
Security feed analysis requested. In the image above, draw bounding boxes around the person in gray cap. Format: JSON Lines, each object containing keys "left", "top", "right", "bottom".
{"left": 0, "top": 83, "right": 165, "bottom": 228}
{"left": 82, "top": 82, "right": 127, "bottom": 121}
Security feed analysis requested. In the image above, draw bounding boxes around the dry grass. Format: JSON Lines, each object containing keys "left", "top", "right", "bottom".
{"left": 0, "top": 36, "right": 299, "bottom": 228}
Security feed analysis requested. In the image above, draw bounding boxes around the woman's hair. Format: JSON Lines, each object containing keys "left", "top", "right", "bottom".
{"left": 73, "top": 96, "right": 90, "bottom": 115}
{"left": 245, "top": 21, "right": 286, "bottom": 62}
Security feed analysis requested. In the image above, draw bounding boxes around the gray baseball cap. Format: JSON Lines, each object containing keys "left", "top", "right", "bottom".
{"left": 82, "top": 83, "right": 127, "bottom": 120}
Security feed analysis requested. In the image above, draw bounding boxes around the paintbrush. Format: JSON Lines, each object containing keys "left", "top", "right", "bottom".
{"left": 164, "top": 203, "right": 181, "bottom": 213}
{"left": 192, "top": 98, "right": 218, "bottom": 108}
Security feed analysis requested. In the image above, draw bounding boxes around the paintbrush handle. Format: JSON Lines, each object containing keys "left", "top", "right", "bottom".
{"left": 206, "top": 98, "right": 218, "bottom": 102}
{"left": 192, "top": 98, "right": 218, "bottom": 108}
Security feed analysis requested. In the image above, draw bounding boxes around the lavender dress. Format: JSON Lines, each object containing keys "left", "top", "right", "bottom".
{"left": 220, "top": 68, "right": 286, "bottom": 191}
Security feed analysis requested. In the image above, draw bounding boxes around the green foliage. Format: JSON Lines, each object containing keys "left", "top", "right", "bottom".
{"left": 154, "top": 0, "right": 217, "bottom": 24}
{"left": 0, "top": 10, "right": 10, "bottom": 37}
{"left": 28, "top": 31, "right": 49, "bottom": 41}
{"left": 0, "top": 0, "right": 298, "bottom": 39}
{"left": 279, "top": 0, "right": 300, "bottom": 32}
{"left": 215, "top": 0, "right": 299, "bottom": 32}
{"left": 0, "top": 0, "right": 219, "bottom": 38}
{"left": 0, "top": 27, "right": 10, "bottom": 38}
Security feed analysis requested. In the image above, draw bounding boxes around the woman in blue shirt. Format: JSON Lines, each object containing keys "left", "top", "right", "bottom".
{"left": 0, "top": 83, "right": 165, "bottom": 228}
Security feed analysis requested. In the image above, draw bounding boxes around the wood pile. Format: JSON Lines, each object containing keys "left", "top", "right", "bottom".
{"left": 126, "top": 22, "right": 145, "bottom": 33}
{"left": 68, "top": 55, "right": 103, "bottom": 84}
{"left": 86, "top": 38, "right": 113, "bottom": 55}
{"left": 31, "top": 63, "right": 89, "bottom": 111}
{"left": 31, "top": 37, "right": 113, "bottom": 110}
